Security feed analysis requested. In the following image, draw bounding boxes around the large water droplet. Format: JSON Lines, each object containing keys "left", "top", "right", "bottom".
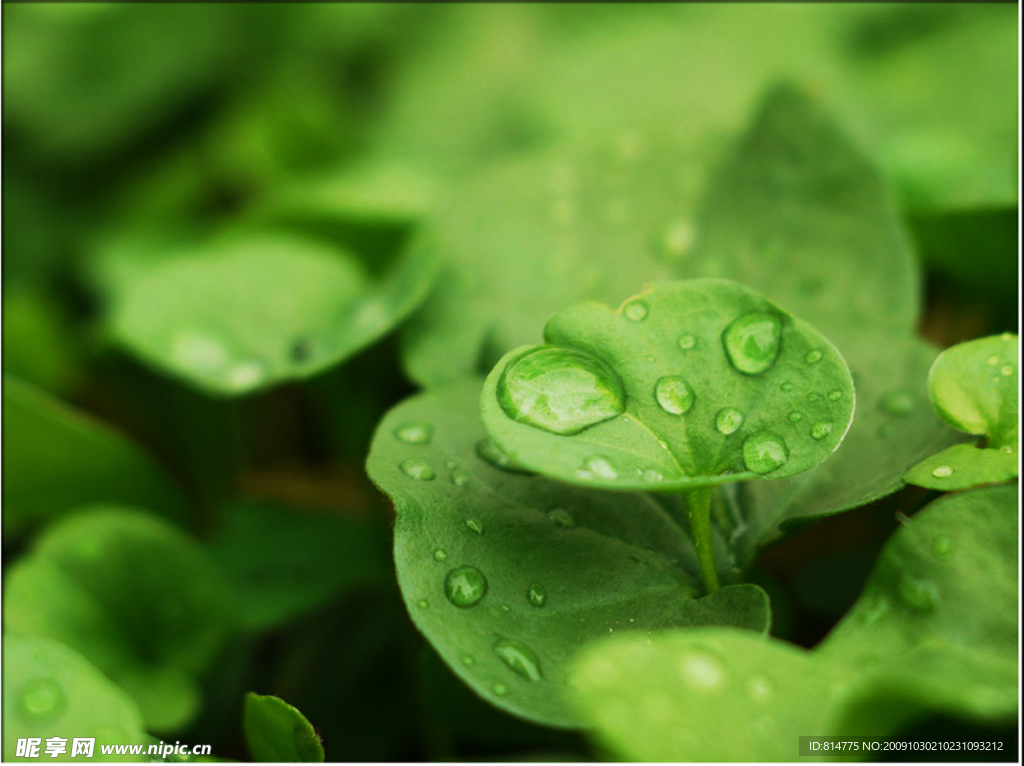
{"left": 624, "top": 301, "right": 649, "bottom": 321}
{"left": 678, "top": 334, "right": 697, "bottom": 350}
{"left": 578, "top": 455, "right": 618, "bottom": 480}
{"left": 400, "top": 459, "right": 435, "bottom": 481}
{"left": 722, "top": 311, "right": 783, "bottom": 375}
{"left": 898, "top": 574, "right": 938, "bottom": 611}
{"left": 445, "top": 566, "right": 488, "bottom": 608}
{"left": 547, "top": 509, "right": 576, "bottom": 528}
{"left": 20, "top": 678, "right": 65, "bottom": 721}
{"left": 464, "top": 518, "right": 484, "bottom": 535}
{"left": 931, "top": 465, "right": 953, "bottom": 479}
{"left": 493, "top": 639, "right": 543, "bottom": 681}
{"left": 676, "top": 651, "right": 725, "bottom": 693}
{"left": 715, "top": 407, "right": 744, "bottom": 435}
{"left": 655, "top": 376, "right": 695, "bottom": 415}
{"left": 879, "top": 391, "right": 915, "bottom": 416}
{"left": 527, "top": 584, "right": 547, "bottom": 607}
{"left": 394, "top": 421, "right": 433, "bottom": 444}
{"left": 475, "top": 439, "right": 531, "bottom": 474}
{"left": 743, "top": 432, "right": 789, "bottom": 474}
{"left": 810, "top": 421, "right": 833, "bottom": 440}
{"left": 498, "top": 347, "right": 626, "bottom": 435}
{"left": 658, "top": 220, "right": 695, "bottom": 262}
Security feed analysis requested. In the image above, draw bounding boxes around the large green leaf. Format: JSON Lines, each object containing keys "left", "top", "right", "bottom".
{"left": 3, "top": 634, "right": 147, "bottom": 763}
{"left": 243, "top": 693, "right": 324, "bottom": 762}
{"left": 905, "top": 334, "right": 1018, "bottom": 490}
{"left": 568, "top": 627, "right": 848, "bottom": 762}
{"left": 108, "top": 229, "right": 438, "bottom": 396}
{"left": 206, "top": 500, "right": 392, "bottom": 632}
{"left": 4, "top": 507, "right": 235, "bottom": 733}
{"left": 367, "top": 380, "right": 770, "bottom": 728}
{"left": 3, "top": 376, "right": 189, "bottom": 538}
{"left": 481, "top": 280, "right": 854, "bottom": 493}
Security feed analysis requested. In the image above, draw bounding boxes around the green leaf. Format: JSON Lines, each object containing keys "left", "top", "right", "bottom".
{"left": 739, "top": 335, "right": 965, "bottom": 553}
{"left": 905, "top": 334, "right": 1018, "bottom": 489}
{"left": 820, "top": 484, "right": 1018, "bottom": 667}
{"left": 481, "top": 279, "right": 854, "bottom": 493}
{"left": 4, "top": 507, "right": 236, "bottom": 733}
{"left": 367, "top": 379, "right": 770, "bottom": 728}
{"left": 243, "top": 693, "right": 324, "bottom": 763}
{"left": 691, "top": 85, "right": 920, "bottom": 350}
{"left": 109, "top": 229, "right": 438, "bottom": 397}
{"left": 2, "top": 376, "right": 189, "bottom": 538}
{"left": 3, "top": 634, "right": 147, "bottom": 763}
{"left": 568, "top": 627, "right": 849, "bottom": 762}
{"left": 206, "top": 501, "right": 391, "bottom": 632}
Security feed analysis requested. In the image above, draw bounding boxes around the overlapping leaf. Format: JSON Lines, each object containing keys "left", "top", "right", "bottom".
{"left": 244, "top": 693, "right": 325, "bottom": 762}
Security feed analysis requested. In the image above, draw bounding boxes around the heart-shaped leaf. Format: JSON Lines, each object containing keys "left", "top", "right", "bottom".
{"left": 905, "top": 334, "right": 1018, "bottom": 489}
{"left": 481, "top": 280, "right": 854, "bottom": 493}
{"left": 3, "top": 634, "right": 147, "bottom": 763}
{"left": 367, "top": 379, "right": 770, "bottom": 728}
{"left": 4, "top": 507, "right": 236, "bottom": 732}
{"left": 244, "top": 692, "right": 324, "bottom": 762}
{"left": 3, "top": 376, "right": 189, "bottom": 538}
{"left": 109, "top": 228, "right": 438, "bottom": 397}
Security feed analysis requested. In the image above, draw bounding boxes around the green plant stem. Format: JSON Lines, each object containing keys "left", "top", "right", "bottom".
{"left": 686, "top": 486, "right": 720, "bottom": 594}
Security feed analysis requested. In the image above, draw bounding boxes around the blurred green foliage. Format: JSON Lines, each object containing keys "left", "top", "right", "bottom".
{"left": 2, "top": 4, "right": 1017, "bottom": 762}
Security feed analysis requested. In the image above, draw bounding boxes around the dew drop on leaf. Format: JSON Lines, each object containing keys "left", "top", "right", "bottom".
{"left": 658, "top": 220, "right": 696, "bottom": 262}
{"left": 715, "top": 407, "right": 745, "bottom": 435}
{"left": 879, "top": 391, "right": 915, "bottom": 416}
{"left": 654, "top": 375, "right": 695, "bottom": 415}
{"left": 624, "top": 300, "right": 649, "bottom": 321}
{"left": 547, "top": 509, "right": 576, "bottom": 528}
{"left": 722, "top": 311, "right": 783, "bottom": 375}
{"left": 527, "top": 583, "right": 547, "bottom": 608}
{"left": 678, "top": 333, "right": 697, "bottom": 350}
{"left": 20, "top": 678, "right": 65, "bottom": 721}
{"left": 788, "top": 411, "right": 804, "bottom": 423}
{"left": 807, "top": 393, "right": 820, "bottom": 402}
{"left": 676, "top": 651, "right": 725, "bottom": 692}
{"left": 445, "top": 566, "right": 488, "bottom": 608}
{"left": 810, "top": 421, "right": 833, "bottom": 440}
{"left": 827, "top": 390, "right": 843, "bottom": 401}
{"left": 492, "top": 683, "right": 509, "bottom": 697}
{"left": 898, "top": 574, "right": 938, "bottom": 611}
{"left": 931, "top": 465, "right": 953, "bottom": 479}
{"left": 987, "top": 355, "right": 1000, "bottom": 365}
{"left": 464, "top": 518, "right": 484, "bottom": 535}
{"left": 742, "top": 431, "right": 789, "bottom": 474}
{"left": 450, "top": 469, "right": 470, "bottom": 487}
{"left": 642, "top": 468, "right": 664, "bottom": 482}
{"left": 433, "top": 549, "right": 448, "bottom": 563}
{"left": 493, "top": 638, "right": 543, "bottom": 681}
{"left": 779, "top": 381, "right": 794, "bottom": 392}
{"left": 747, "top": 674, "right": 775, "bottom": 704}
{"left": 934, "top": 536, "right": 953, "bottom": 556}
{"left": 461, "top": 655, "right": 476, "bottom": 667}
{"left": 399, "top": 458, "right": 435, "bottom": 481}
{"left": 497, "top": 347, "right": 626, "bottom": 435}
{"left": 805, "top": 349, "right": 823, "bottom": 364}
{"left": 416, "top": 599, "right": 429, "bottom": 609}
{"left": 1001, "top": 365, "right": 1014, "bottom": 376}
{"left": 578, "top": 455, "right": 618, "bottom": 480}
{"left": 393, "top": 420, "right": 433, "bottom": 444}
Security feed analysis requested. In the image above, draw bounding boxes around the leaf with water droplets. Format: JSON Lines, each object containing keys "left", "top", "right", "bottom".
{"left": 3, "top": 507, "right": 236, "bottom": 732}
{"left": 367, "top": 380, "right": 771, "bottom": 727}
{"left": 243, "top": 692, "right": 324, "bottom": 763}
{"left": 2, "top": 634, "right": 146, "bottom": 762}
{"left": 2, "top": 376, "right": 189, "bottom": 539}
{"left": 905, "top": 334, "right": 1019, "bottom": 490}
{"left": 109, "top": 228, "right": 438, "bottom": 397}
{"left": 568, "top": 627, "right": 849, "bottom": 761}
{"left": 481, "top": 280, "right": 854, "bottom": 492}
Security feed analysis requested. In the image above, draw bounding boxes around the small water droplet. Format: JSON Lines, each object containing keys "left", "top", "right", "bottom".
{"left": 433, "top": 549, "right": 448, "bottom": 563}
{"left": 492, "top": 683, "right": 509, "bottom": 697}
{"left": 1000, "top": 445, "right": 1015, "bottom": 454}
{"left": 1001, "top": 365, "right": 1014, "bottom": 376}
{"left": 475, "top": 439, "right": 531, "bottom": 474}
{"left": 898, "top": 574, "right": 938, "bottom": 611}
{"left": 464, "top": 518, "right": 484, "bottom": 535}
{"left": 805, "top": 349, "right": 823, "bottom": 364}
{"left": 678, "top": 334, "right": 697, "bottom": 350}
{"left": 992, "top": 376, "right": 1002, "bottom": 383}
{"left": 715, "top": 407, "right": 744, "bottom": 435}
{"left": 227, "top": 361, "right": 267, "bottom": 391}
{"left": 527, "top": 584, "right": 547, "bottom": 607}
{"left": 677, "top": 651, "right": 724, "bottom": 693}
{"left": 747, "top": 675, "right": 774, "bottom": 704}
{"left": 827, "top": 390, "right": 842, "bottom": 401}
{"left": 723, "top": 311, "right": 783, "bottom": 375}
{"left": 461, "top": 654, "right": 476, "bottom": 667}
{"left": 493, "top": 638, "right": 543, "bottom": 681}
{"left": 743, "top": 432, "right": 789, "bottom": 474}
{"left": 780, "top": 381, "right": 794, "bottom": 392}
{"left": 547, "top": 509, "right": 576, "bottom": 528}
{"left": 400, "top": 459, "right": 435, "bottom": 481}
{"left": 658, "top": 220, "right": 695, "bottom": 261}
{"left": 788, "top": 411, "right": 803, "bottom": 423}
{"left": 417, "top": 599, "right": 430, "bottom": 609}
{"left": 987, "top": 355, "right": 1000, "bottom": 365}
{"left": 394, "top": 420, "right": 433, "bottom": 444}
{"left": 624, "top": 301, "right": 649, "bottom": 321}
{"left": 20, "top": 678, "right": 65, "bottom": 721}
{"left": 931, "top": 465, "right": 953, "bottom": 478}
{"left": 445, "top": 566, "right": 488, "bottom": 608}
{"left": 500, "top": 604, "right": 512, "bottom": 613}
{"left": 807, "top": 392, "right": 820, "bottom": 402}
{"left": 578, "top": 455, "right": 618, "bottom": 480}
{"left": 810, "top": 421, "right": 833, "bottom": 440}
{"left": 450, "top": 469, "right": 470, "bottom": 487}
{"left": 498, "top": 347, "right": 626, "bottom": 435}
{"left": 655, "top": 375, "right": 695, "bottom": 415}
{"left": 934, "top": 536, "right": 953, "bottom": 556}
{"left": 879, "top": 391, "right": 915, "bottom": 416}
{"left": 642, "top": 468, "right": 664, "bottom": 482}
